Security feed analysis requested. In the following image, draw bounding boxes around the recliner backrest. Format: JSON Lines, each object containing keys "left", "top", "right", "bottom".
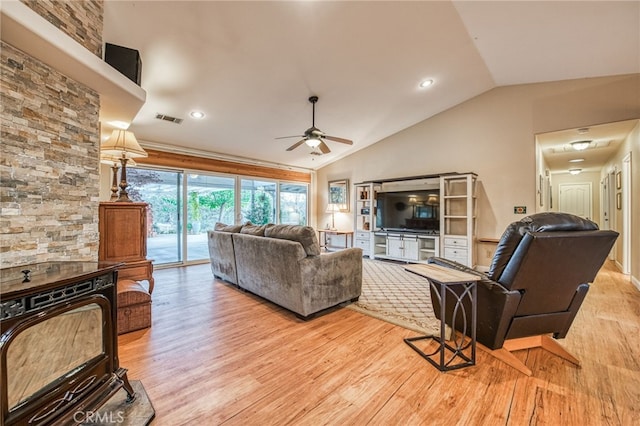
{"left": 497, "top": 229, "right": 618, "bottom": 316}
{"left": 488, "top": 212, "right": 599, "bottom": 284}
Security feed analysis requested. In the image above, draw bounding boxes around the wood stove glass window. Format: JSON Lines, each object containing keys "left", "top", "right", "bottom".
{"left": 6, "top": 303, "right": 103, "bottom": 410}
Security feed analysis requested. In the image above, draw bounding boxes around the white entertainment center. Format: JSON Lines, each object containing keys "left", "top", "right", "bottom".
{"left": 354, "top": 173, "right": 477, "bottom": 266}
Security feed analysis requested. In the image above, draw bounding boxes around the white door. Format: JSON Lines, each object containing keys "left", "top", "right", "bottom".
{"left": 559, "top": 183, "right": 592, "bottom": 220}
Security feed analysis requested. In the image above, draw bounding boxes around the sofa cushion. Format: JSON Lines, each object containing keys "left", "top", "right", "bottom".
{"left": 214, "top": 222, "right": 243, "bottom": 233}
{"left": 264, "top": 224, "right": 321, "bottom": 256}
{"left": 240, "top": 223, "right": 274, "bottom": 236}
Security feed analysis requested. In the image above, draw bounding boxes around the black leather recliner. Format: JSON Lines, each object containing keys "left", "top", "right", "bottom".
{"left": 428, "top": 212, "right": 618, "bottom": 375}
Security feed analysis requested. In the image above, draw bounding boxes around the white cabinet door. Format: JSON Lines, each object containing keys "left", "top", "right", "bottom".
{"left": 387, "top": 235, "right": 403, "bottom": 258}
{"left": 403, "top": 238, "right": 419, "bottom": 261}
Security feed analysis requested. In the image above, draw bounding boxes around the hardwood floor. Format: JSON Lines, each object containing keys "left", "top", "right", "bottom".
{"left": 118, "top": 261, "right": 640, "bottom": 425}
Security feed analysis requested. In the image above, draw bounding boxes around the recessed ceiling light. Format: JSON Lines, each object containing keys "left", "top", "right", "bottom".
{"left": 190, "top": 111, "right": 205, "bottom": 119}
{"left": 419, "top": 79, "right": 434, "bottom": 88}
{"left": 569, "top": 158, "right": 585, "bottom": 163}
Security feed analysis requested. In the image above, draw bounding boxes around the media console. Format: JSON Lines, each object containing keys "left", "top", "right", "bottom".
{"left": 373, "top": 231, "right": 439, "bottom": 263}
{"left": 354, "top": 172, "right": 477, "bottom": 266}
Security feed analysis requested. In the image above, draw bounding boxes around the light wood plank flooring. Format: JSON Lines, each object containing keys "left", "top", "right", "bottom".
{"left": 118, "top": 261, "right": 639, "bottom": 425}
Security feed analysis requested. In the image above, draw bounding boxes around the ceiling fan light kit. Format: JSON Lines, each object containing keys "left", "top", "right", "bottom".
{"left": 276, "top": 96, "right": 353, "bottom": 155}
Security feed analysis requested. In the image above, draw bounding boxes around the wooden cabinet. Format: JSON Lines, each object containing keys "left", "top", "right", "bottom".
{"left": 99, "top": 202, "right": 154, "bottom": 293}
{"left": 440, "top": 173, "right": 477, "bottom": 267}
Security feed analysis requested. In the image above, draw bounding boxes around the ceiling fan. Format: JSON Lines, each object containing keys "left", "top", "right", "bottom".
{"left": 276, "top": 96, "right": 353, "bottom": 155}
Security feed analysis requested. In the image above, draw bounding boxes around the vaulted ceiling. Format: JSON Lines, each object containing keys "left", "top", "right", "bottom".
{"left": 103, "top": 1, "right": 639, "bottom": 171}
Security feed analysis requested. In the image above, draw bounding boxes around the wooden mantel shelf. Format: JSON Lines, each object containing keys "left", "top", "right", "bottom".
{"left": 0, "top": 1, "right": 146, "bottom": 134}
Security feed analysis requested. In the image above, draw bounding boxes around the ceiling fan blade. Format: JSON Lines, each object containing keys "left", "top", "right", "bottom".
{"left": 275, "top": 135, "right": 304, "bottom": 140}
{"left": 286, "top": 139, "right": 306, "bottom": 151}
{"left": 318, "top": 141, "right": 331, "bottom": 154}
{"left": 324, "top": 135, "right": 353, "bottom": 145}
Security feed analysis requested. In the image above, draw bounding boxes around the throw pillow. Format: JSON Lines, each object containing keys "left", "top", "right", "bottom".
{"left": 240, "top": 223, "right": 274, "bottom": 236}
{"left": 264, "top": 225, "right": 321, "bottom": 256}
{"left": 214, "top": 222, "right": 243, "bottom": 233}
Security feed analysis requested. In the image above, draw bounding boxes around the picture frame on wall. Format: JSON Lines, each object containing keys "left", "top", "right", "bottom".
{"left": 617, "top": 192, "right": 622, "bottom": 210}
{"left": 328, "top": 179, "right": 349, "bottom": 212}
{"left": 616, "top": 171, "right": 622, "bottom": 189}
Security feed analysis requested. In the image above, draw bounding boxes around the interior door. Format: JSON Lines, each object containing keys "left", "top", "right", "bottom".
{"left": 558, "top": 183, "right": 592, "bottom": 220}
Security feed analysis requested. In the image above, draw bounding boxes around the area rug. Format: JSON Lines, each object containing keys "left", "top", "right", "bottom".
{"left": 347, "top": 259, "right": 441, "bottom": 335}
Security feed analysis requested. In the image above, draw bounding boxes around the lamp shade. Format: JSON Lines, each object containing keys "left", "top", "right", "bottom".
{"left": 100, "top": 153, "right": 136, "bottom": 166}
{"left": 101, "top": 129, "right": 148, "bottom": 158}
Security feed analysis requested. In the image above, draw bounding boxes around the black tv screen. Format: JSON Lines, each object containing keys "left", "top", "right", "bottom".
{"left": 375, "top": 190, "right": 439, "bottom": 232}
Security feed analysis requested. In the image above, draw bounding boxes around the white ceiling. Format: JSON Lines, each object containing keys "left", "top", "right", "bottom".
{"left": 102, "top": 1, "right": 639, "bottom": 171}
{"left": 537, "top": 119, "right": 638, "bottom": 174}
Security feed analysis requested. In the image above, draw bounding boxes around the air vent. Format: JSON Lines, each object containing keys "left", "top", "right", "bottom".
{"left": 155, "top": 113, "right": 183, "bottom": 124}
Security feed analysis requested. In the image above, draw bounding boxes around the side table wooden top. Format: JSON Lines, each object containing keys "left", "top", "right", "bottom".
{"left": 405, "top": 263, "right": 481, "bottom": 284}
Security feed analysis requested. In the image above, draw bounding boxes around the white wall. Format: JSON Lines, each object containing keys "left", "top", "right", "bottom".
{"left": 316, "top": 74, "right": 640, "bottom": 269}
{"left": 602, "top": 120, "right": 640, "bottom": 286}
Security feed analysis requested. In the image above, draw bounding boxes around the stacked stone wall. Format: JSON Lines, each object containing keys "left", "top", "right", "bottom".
{"left": 20, "top": 0, "right": 104, "bottom": 57}
{"left": 1, "top": 1, "right": 103, "bottom": 267}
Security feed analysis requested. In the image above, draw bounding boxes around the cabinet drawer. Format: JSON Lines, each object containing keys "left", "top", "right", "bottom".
{"left": 356, "top": 231, "right": 370, "bottom": 239}
{"left": 444, "top": 237, "right": 468, "bottom": 247}
{"left": 355, "top": 239, "right": 369, "bottom": 249}
{"left": 444, "top": 247, "right": 468, "bottom": 259}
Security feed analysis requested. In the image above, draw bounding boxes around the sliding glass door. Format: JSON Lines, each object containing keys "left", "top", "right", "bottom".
{"left": 127, "top": 168, "right": 183, "bottom": 264}
{"left": 186, "top": 174, "right": 235, "bottom": 261}
{"left": 128, "top": 168, "right": 307, "bottom": 266}
{"left": 279, "top": 183, "right": 308, "bottom": 225}
{"left": 240, "top": 179, "right": 277, "bottom": 225}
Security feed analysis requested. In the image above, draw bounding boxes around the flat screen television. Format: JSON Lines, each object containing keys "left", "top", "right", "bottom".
{"left": 375, "top": 190, "right": 440, "bottom": 232}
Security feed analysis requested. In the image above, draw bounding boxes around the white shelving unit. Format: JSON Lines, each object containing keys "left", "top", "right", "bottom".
{"left": 353, "top": 182, "right": 377, "bottom": 257}
{"left": 354, "top": 173, "right": 476, "bottom": 265}
{"left": 440, "top": 173, "right": 477, "bottom": 267}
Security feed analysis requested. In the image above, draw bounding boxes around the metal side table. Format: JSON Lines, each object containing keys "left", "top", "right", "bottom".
{"left": 403, "top": 263, "right": 480, "bottom": 372}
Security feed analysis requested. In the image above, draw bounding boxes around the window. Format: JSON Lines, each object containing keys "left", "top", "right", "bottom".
{"left": 279, "top": 183, "right": 308, "bottom": 225}
{"left": 240, "top": 179, "right": 277, "bottom": 225}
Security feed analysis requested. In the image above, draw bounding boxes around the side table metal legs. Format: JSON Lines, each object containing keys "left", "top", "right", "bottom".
{"left": 404, "top": 278, "right": 477, "bottom": 372}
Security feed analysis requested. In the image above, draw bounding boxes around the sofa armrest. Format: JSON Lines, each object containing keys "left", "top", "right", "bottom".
{"left": 299, "top": 248, "right": 363, "bottom": 302}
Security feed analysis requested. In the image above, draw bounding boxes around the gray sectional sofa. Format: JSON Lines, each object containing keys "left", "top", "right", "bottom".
{"left": 207, "top": 223, "right": 363, "bottom": 318}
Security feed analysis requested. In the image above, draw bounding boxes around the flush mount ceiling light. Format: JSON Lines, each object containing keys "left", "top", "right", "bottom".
{"left": 419, "top": 79, "right": 434, "bottom": 88}
{"left": 569, "top": 168, "right": 582, "bottom": 175}
{"left": 571, "top": 140, "right": 591, "bottom": 151}
{"left": 190, "top": 111, "right": 205, "bottom": 119}
{"left": 569, "top": 158, "right": 585, "bottom": 163}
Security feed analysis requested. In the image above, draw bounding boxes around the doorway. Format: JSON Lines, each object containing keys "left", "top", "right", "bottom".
{"left": 558, "top": 182, "right": 592, "bottom": 220}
